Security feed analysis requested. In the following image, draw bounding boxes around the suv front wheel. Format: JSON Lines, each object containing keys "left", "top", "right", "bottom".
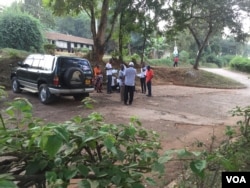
{"left": 12, "top": 77, "right": 22, "bottom": 93}
{"left": 39, "top": 84, "right": 54, "bottom": 104}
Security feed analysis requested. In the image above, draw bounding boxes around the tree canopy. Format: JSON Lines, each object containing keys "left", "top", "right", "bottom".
{"left": 43, "top": 0, "right": 165, "bottom": 63}
{"left": 164, "top": 0, "right": 250, "bottom": 69}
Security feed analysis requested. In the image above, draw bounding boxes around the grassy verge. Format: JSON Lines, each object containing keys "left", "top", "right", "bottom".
{"left": 152, "top": 67, "right": 246, "bottom": 89}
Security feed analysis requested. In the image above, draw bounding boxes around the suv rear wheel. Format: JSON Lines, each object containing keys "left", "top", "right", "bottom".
{"left": 39, "top": 84, "right": 54, "bottom": 104}
{"left": 12, "top": 77, "right": 22, "bottom": 93}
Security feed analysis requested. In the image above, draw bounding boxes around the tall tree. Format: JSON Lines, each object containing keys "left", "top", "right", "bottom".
{"left": 55, "top": 13, "right": 91, "bottom": 38}
{"left": 22, "top": 0, "right": 55, "bottom": 29}
{"left": 165, "top": 0, "right": 249, "bottom": 69}
{"left": 43, "top": 0, "right": 122, "bottom": 62}
{"left": 113, "top": 0, "right": 164, "bottom": 62}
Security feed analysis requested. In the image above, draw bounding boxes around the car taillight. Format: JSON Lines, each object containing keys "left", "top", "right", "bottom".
{"left": 53, "top": 76, "right": 59, "bottom": 86}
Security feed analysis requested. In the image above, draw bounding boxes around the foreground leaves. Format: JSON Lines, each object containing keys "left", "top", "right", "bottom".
{"left": 0, "top": 98, "right": 163, "bottom": 187}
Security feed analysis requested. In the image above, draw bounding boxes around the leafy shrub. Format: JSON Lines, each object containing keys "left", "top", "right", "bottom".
{"left": 179, "top": 50, "right": 190, "bottom": 64}
{"left": 162, "top": 105, "right": 250, "bottom": 188}
{"left": 206, "top": 54, "right": 223, "bottom": 68}
{"left": 188, "top": 59, "right": 196, "bottom": 65}
{"left": 147, "top": 57, "right": 173, "bottom": 66}
{"left": 0, "top": 48, "right": 29, "bottom": 60}
{"left": 0, "top": 11, "right": 44, "bottom": 52}
{"left": 230, "top": 56, "right": 250, "bottom": 73}
{"left": 0, "top": 86, "right": 7, "bottom": 100}
{"left": 0, "top": 98, "right": 164, "bottom": 188}
{"left": 44, "top": 43, "right": 56, "bottom": 55}
{"left": 221, "top": 55, "right": 235, "bottom": 67}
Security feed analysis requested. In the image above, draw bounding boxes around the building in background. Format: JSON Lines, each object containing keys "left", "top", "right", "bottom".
{"left": 45, "top": 32, "right": 93, "bottom": 53}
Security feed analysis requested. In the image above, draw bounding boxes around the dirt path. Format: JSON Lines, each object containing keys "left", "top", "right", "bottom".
{"left": 3, "top": 68, "right": 250, "bottom": 186}
{"left": 201, "top": 68, "right": 250, "bottom": 87}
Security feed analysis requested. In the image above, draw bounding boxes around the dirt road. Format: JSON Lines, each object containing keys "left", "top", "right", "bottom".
{"left": 3, "top": 68, "right": 250, "bottom": 185}
{"left": 5, "top": 68, "right": 250, "bottom": 144}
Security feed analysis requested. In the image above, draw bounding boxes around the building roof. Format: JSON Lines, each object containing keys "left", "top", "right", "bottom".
{"left": 45, "top": 32, "right": 93, "bottom": 45}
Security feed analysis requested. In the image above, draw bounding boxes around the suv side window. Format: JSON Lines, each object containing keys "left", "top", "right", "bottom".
{"left": 32, "top": 59, "right": 40, "bottom": 69}
{"left": 23, "top": 57, "right": 33, "bottom": 68}
{"left": 39, "top": 56, "right": 54, "bottom": 71}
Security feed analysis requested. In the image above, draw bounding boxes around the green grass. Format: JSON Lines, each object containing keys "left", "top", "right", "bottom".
{"left": 182, "top": 68, "right": 246, "bottom": 89}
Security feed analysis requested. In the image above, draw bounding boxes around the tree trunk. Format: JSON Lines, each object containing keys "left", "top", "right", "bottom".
{"left": 189, "top": 25, "right": 213, "bottom": 69}
{"left": 89, "top": 0, "right": 109, "bottom": 63}
{"left": 118, "top": 12, "right": 124, "bottom": 62}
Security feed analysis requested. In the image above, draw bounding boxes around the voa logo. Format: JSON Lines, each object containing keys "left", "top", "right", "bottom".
{"left": 226, "top": 176, "right": 246, "bottom": 183}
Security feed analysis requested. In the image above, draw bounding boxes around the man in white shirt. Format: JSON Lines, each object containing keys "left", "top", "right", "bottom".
{"left": 140, "top": 62, "right": 147, "bottom": 93}
{"left": 124, "top": 62, "right": 137, "bottom": 105}
{"left": 105, "top": 59, "right": 113, "bottom": 94}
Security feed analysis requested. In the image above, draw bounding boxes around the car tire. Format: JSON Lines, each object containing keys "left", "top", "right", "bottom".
{"left": 39, "top": 84, "right": 54, "bottom": 104}
{"left": 73, "top": 93, "right": 89, "bottom": 101}
{"left": 12, "top": 77, "right": 22, "bottom": 93}
{"left": 64, "top": 67, "right": 85, "bottom": 88}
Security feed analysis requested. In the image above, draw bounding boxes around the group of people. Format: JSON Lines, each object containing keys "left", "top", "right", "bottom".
{"left": 93, "top": 58, "right": 154, "bottom": 105}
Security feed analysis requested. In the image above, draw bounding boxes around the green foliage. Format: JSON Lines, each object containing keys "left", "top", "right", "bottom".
{"left": 0, "top": 97, "right": 164, "bottom": 187}
{"left": 166, "top": 105, "right": 250, "bottom": 187}
{"left": 0, "top": 86, "right": 8, "bottom": 100}
{"left": 220, "top": 55, "right": 235, "bottom": 67}
{"left": 22, "top": 0, "right": 55, "bottom": 29}
{"left": 147, "top": 57, "right": 173, "bottom": 66}
{"left": 0, "top": 11, "right": 44, "bottom": 52}
{"left": 179, "top": 50, "right": 189, "bottom": 64}
{"left": 205, "top": 54, "right": 223, "bottom": 68}
{"left": 44, "top": 43, "right": 56, "bottom": 55}
{"left": 55, "top": 13, "right": 91, "bottom": 38}
{"left": 0, "top": 48, "right": 29, "bottom": 60}
{"left": 231, "top": 106, "right": 250, "bottom": 140}
{"left": 167, "top": 0, "right": 249, "bottom": 69}
{"left": 230, "top": 56, "right": 250, "bottom": 73}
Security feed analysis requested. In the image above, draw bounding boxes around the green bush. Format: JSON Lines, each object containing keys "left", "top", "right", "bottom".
{"left": 179, "top": 50, "right": 189, "bottom": 64}
{"left": 188, "top": 58, "right": 196, "bottom": 65}
{"left": 0, "top": 48, "right": 29, "bottom": 59}
{"left": 147, "top": 57, "right": 173, "bottom": 66}
{"left": 166, "top": 106, "right": 250, "bottom": 188}
{"left": 0, "top": 11, "right": 44, "bottom": 52}
{"left": 230, "top": 56, "right": 250, "bottom": 73}
{"left": 206, "top": 54, "right": 223, "bottom": 68}
{"left": 44, "top": 43, "right": 56, "bottom": 55}
{"left": 221, "top": 55, "right": 235, "bottom": 67}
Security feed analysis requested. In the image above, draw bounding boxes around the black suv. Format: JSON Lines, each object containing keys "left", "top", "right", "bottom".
{"left": 10, "top": 54, "right": 94, "bottom": 104}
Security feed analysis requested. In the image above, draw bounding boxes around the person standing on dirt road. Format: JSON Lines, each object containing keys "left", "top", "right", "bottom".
{"left": 124, "top": 62, "right": 137, "bottom": 105}
{"left": 146, "top": 65, "right": 154, "bottom": 97}
{"left": 93, "top": 64, "right": 103, "bottom": 93}
{"left": 105, "top": 59, "right": 113, "bottom": 94}
{"left": 139, "top": 62, "right": 147, "bottom": 94}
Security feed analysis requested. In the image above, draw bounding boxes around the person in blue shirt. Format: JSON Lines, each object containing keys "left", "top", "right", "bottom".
{"left": 124, "top": 62, "right": 137, "bottom": 105}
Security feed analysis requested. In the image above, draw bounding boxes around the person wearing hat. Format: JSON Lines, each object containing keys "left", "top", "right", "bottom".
{"left": 124, "top": 62, "right": 137, "bottom": 105}
{"left": 146, "top": 65, "right": 154, "bottom": 97}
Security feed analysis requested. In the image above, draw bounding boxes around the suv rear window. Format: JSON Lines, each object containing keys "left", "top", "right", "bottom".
{"left": 59, "top": 57, "right": 92, "bottom": 74}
